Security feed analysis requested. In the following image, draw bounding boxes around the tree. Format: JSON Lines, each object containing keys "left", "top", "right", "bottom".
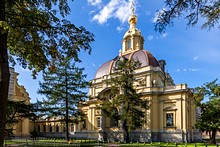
{"left": 28, "top": 101, "right": 49, "bottom": 139}
{"left": 6, "top": 100, "right": 43, "bottom": 138}
{"left": 0, "top": 0, "right": 94, "bottom": 145}
{"left": 154, "top": 0, "right": 220, "bottom": 33}
{"left": 38, "top": 56, "right": 87, "bottom": 141}
{"left": 194, "top": 79, "right": 220, "bottom": 144}
{"left": 5, "top": 100, "right": 31, "bottom": 137}
{"left": 99, "top": 57, "right": 149, "bottom": 143}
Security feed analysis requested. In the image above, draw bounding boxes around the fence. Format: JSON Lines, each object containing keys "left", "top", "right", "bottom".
{"left": 4, "top": 137, "right": 220, "bottom": 147}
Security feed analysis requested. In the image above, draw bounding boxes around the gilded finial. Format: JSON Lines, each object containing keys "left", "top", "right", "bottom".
{"left": 128, "top": 0, "right": 137, "bottom": 28}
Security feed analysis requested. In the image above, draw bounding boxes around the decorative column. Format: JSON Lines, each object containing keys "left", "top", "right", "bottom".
{"left": 98, "top": 105, "right": 104, "bottom": 141}
{"left": 46, "top": 124, "right": 49, "bottom": 132}
{"left": 52, "top": 124, "right": 56, "bottom": 132}
{"left": 159, "top": 100, "right": 164, "bottom": 130}
{"left": 74, "top": 124, "right": 78, "bottom": 132}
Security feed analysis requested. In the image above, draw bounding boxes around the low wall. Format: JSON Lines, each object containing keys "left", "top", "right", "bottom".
{"left": 36, "top": 130, "right": 202, "bottom": 142}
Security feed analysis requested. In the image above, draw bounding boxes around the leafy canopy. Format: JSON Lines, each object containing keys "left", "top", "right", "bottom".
{"left": 5, "top": 0, "right": 94, "bottom": 76}
{"left": 154, "top": 0, "right": 220, "bottom": 33}
{"left": 5, "top": 100, "right": 31, "bottom": 136}
{"left": 38, "top": 56, "right": 87, "bottom": 121}
{"left": 0, "top": 0, "right": 94, "bottom": 145}
{"left": 37, "top": 55, "right": 88, "bottom": 141}
{"left": 194, "top": 79, "right": 220, "bottom": 144}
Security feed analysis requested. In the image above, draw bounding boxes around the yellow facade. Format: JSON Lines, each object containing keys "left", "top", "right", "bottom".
{"left": 34, "top": 117, "right": 76, "bottom": 138}
{"left": 30, "top": 6, "right": 203, "bottom": 142}
{"left": 77, "top": 10, "right": 201, "bottom": 142}
{"left": 8, "top": 68, "right": 31, "bottom": 136}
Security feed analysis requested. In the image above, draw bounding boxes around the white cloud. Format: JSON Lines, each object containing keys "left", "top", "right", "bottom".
{"left": 88, "top": 0, "right": 102, "bottom": 6}
{"left": 176, "top": 68, "right": 199, "bottom": 72}
{"left": 147, "top": 33, "right": 167, "bottom": 40}
{"left": 91, "top": 63, "right": 96, "bottom": 67}
{"left": 114, "top": 1, "right": 131, "bottom": 23}
{"left": 152, "top": 8, "right": 166, "bottom": 23}
{"left": 91, "top": 0, "right": 134, "bottom": 24}
{"left": 147, "top": 35, "right": 154, "bottom": 41}
{"left": 116, "top": 26, "right": 124, "bottom": 32}
{"left": 89, "top": 10, "right": 96, "bottom": 15}
{"left": 161, "top": 33, "right": 167, "bottom": 38}
{"left": 189, "top": 68, "right": 199, "bottom": 72}
{"left": 193, "top": 56, "right": 199, "bottom": 61}
{"left": 92, "top": 0, "right": 118, "bottom": 24}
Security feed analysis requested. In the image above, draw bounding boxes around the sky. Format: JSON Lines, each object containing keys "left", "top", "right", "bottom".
{"left": 15, "top": 0, "right": 220, "bottom": 103}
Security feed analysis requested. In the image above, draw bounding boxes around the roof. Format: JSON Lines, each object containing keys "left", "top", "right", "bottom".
{"left": 94, "top": 49, "right": 160, "bottom": 79}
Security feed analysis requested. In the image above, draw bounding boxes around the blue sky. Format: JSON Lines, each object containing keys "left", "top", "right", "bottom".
{"left": 15, "top": 0, "right": 220, "bottom": 102}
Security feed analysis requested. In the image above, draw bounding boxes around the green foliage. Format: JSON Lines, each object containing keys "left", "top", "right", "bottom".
{"left": 99, "top": 57, "right": 149, "bottom": 142}
{"left": 154, "top": 0, "right": 220, "bottom": 33}
{"left": 29, "top": 100, "right": 49, "bottom": 121}
{"left": 194, "top": 79, "right": 220, "bottom": 144}
{"left": 5, "top": 100, "right": 30, "bottom": 136}
{"left": 38, "top": 56, "right": 87, "bottom": 120}
{"left": 6, "top": 100, "right": 30, "bottom": 124}
{"left": 0, "top": 0, "right": 94, "bottom": 145}
{"left": 37, "top": 55, "right": 88, "bottom": 140}
{"left": 5, "top": 0, "right": 94, "bottom": 77}
{"left": 0, "top": 21, "right": 9, "bottom": 34}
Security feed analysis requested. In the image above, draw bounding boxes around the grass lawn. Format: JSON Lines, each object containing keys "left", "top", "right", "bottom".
{"left": 4, "top": 139, "right": 219, "bottom": 147}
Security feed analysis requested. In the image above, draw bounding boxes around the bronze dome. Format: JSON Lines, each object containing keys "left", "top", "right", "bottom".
{"left": 94, "top": 50, "right": 160, "bottom": 79}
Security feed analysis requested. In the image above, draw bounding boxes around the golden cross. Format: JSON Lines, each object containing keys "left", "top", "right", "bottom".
{"left": 131, "top": 1, "right": 135, "bottom": 14}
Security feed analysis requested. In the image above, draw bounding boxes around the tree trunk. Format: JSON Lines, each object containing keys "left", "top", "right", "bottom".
{"left": 121, "top": 120, "right": 130, "bottom": 143}
{"left": 0, "top": 0, "right": 9, "bottom": 146}
{"left": 209, "top": 131, "right": 212, "bottom": 140}
{"left": 65, "top": 103, "right": 69, "bottom": 142}
{"left": 211, "top": 130, "right": 216, "bottom": 144}
{"left": 65, "top": 118, "right": 69, "bottom": 141}
{"left": 125, "top": 129, "right": 130, "bottom": 143}
{"left": 65, "top": 68, "right": 69, "bottom": 141}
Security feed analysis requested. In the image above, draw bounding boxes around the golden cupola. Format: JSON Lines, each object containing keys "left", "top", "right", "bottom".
{"left": 121, "top": 2, "right": 144, "bottom": 55}
{"left": 94, "top": 2, "right": 160, "bottom": 79}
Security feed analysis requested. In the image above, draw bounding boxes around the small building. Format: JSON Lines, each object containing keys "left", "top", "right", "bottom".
{"left": 35, "top": 117, "right": 75, "bottom": 138}
{"left": 75, "top": 9, "right": 201, "bottom": 142}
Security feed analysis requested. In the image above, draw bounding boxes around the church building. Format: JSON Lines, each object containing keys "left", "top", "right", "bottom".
{"left": 75, "top": 7, "right": 201, "bottom": 142}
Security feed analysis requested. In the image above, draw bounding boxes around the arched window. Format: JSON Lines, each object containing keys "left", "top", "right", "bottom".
{"left": 71, "top": 124, "right": 74, "bottom": 132}
{"left": 127, "top": 38, "right": 131, "bottom": 49}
